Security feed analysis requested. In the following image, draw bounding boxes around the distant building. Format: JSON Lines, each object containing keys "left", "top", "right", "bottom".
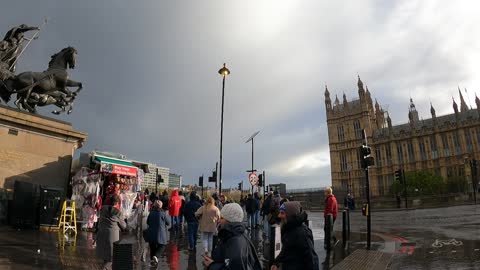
{"left": 169, "top": 173, "right": 182, "bottom": 189}
{"left": 141, "top": 164, "right": 169, "bottom": 191}
{"left": 269, "top": 183, "right": 287, "bottom": 197}
{"left": 325, "top": 76, "right": 480, "bottom": 197}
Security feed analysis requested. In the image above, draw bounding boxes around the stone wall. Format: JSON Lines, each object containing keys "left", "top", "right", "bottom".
{"left": 0, "top": 104, "right": 87, "bottom": 192}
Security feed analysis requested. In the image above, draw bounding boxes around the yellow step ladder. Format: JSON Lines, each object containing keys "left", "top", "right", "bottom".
{"left": 58, "top": 200, "right": 77, "bottom": 235}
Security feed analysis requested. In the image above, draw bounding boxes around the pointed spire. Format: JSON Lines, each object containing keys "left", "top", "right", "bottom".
{"left": 476, "top": 93, "right": 480, "bottom": 108}
{"left": 409, "top": 97, "right": 416, "bottom": 110}
{"left": 375, "top": 99, "right": 380, "bottom": 110}
{"left": 408, "top": 97, "right": 419, "bottom": 123}
{"left": 458, "top": 87, "right": 469, "bottom": 112}
{"left": 357, "top": 75, "right": 365, "bottom": 100}
{"left": 334, "top": 94, "right": 340, "bottom": 106}
{"left": 343, "top": 92, "right": 347, "bottom": 104}
{"left": 324, "top": 84, "right": 330, "bottom": 97}
{"left": 453, "top": 96, "right": 459, "bottom": 114}
{"left": 430, "top": 102, "right": 436, "bottom": 118}
{"left": 387, "top": 112, "right": 392, "bottom": 128}
{"left": 357, "top": 75, "right": 364, "bottom": 90}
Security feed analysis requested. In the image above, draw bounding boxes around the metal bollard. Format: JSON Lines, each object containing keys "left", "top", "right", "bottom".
{"left": 342, "top": 211, "right": 347, "bottom": 247}
{"left": 324, "top": 214, "right": 333, "bottom": 252}
{"left": 347, "top": 208, "right": 350, "bottom": 239}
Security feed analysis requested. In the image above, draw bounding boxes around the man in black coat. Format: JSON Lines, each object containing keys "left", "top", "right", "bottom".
{"left": 203, "top": 203, "right": 262, "bottom": 270}
{"left": 245, "top": 194, "right": 258, "bottom": 229}
{"left": 183, "top": 192, "right": 202, "bottom": 250}
{"left": 271, "top": 201, "right": 319, "bottom": 270}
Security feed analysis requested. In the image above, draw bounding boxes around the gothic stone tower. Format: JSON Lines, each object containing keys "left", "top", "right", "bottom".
{"left": 325, "top": 76, "right": 386, "bottom": 197}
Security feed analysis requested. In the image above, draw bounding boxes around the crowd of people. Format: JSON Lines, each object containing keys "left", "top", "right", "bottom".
{"left": 93, "top": 186, "right": 340, "bottom": 270}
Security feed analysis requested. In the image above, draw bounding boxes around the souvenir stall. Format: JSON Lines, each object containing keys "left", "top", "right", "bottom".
{"left": 70, "top": 156, "right": 143, "bottom": 230}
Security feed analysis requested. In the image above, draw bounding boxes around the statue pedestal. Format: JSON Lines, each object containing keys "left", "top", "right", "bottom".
{"left": 0, "top": 104, "right": 87, "bottom": 191}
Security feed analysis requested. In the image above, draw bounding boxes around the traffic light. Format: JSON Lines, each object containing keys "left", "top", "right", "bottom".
{"left": 238, "top": 182, "right": 242, "bottom": 190}
{"left": 157, "top": 174, "right": 163, "bottom": 183}
{"left": 362, "top": 203, "right": 369, "bottom": 216}
{"left": 199, "top": 176, "right": 204, "bottom": 187}
{"left": 394, "top": 170, "right": 402, "bottom": 181}
{"left": 209, "top": 170, "right": 217, "bottom": 183}
{"left": 258, "top": 174, "right": 263, "bottom": 187}
{"left": 359, "top": 145, "right": 374, "bottom": 169}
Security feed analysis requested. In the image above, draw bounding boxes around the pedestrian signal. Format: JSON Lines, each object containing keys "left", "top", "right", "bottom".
{"left": 362, "top": 203, "right": 369, "bottom": 216}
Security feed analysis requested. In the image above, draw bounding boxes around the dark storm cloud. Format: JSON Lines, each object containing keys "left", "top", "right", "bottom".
{"left": 1, "top": 1, "right": 479, "bottom": 189}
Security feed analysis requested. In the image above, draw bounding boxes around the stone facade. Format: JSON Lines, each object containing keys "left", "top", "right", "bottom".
{"left": 325, "top": 77, "right": 480, "bottom": 197}
{"left": 0, "top": 104, "right": 87, "bottom": 192}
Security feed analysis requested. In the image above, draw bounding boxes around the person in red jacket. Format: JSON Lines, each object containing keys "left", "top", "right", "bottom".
{"left": 323, "top": 186, "right": 338, "bottom": 250}
{"left": 168, "top": 190, "right": 182, "bottom": 230}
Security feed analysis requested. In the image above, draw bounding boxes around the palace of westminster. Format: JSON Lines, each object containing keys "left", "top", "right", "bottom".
{"left": 325, "top": 76, "right": 480, "bottom": 197}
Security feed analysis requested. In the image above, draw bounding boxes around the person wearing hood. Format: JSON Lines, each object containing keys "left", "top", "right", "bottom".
{"left": 203, "top": 203, "right": 262, "bottom": 270}
{"left": 271, "top": 201, "right": 319, "bottom": 270}
{"left": 96, "top": 194, "right": 127, "bottom": 270}
{"left": 168, "top": 189, "right": 182, "bottom": 230}
{"left": 184, "top": 191, "right": 203, "bottom": 250}
{"left": 146, "top": 200, "right": 170, "bottom": 267}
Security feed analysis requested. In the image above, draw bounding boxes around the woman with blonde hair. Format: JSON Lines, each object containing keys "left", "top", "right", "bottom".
{"left": 195, "top": 196, "right": 220, "bottom": 256}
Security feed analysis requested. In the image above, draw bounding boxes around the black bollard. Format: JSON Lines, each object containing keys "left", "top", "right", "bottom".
{"left": 347, "top": 208, "right": 351, "bottom": 239}
{"left": 324, "top": 214, "right": 333, "bottom": 252}
{"left": 342, "top": 211, "right": 347, "bottom": 248}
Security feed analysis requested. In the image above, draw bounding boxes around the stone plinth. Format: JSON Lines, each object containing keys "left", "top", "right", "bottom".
{"left": 0, "top": 104, "right": 88, "bottom": 191}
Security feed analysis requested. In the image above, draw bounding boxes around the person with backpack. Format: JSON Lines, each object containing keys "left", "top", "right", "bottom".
{"left": 203, "top": 203, "right": 262, "bottom": 270}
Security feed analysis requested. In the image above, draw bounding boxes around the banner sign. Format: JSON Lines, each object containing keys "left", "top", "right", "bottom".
{"left": 100, "top": 162, "right": 137, "bottom": 177}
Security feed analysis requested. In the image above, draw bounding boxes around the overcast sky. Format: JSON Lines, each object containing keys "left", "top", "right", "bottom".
{"left": 1, "top": 1, "right": 480, "bottom": 189}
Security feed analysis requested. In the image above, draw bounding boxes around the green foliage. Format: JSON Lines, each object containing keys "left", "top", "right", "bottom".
{"left": 389, "top": 170, "right": 446, "bottom": 196}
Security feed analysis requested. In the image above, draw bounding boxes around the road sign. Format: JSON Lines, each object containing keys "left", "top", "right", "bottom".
{"left": 248, "top": 172, "right": 258, "bottom": 186}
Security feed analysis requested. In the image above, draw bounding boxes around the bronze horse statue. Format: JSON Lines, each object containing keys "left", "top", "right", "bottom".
{"left": 0, "top": 47, "right": 82, "bottom": 114}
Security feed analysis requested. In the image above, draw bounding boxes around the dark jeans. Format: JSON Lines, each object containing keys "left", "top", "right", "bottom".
{"left": 187, "top": 222, "right": 199, "bottom": 249}
{"left": 149, "top": 243, "right": 165, "bottom": 259}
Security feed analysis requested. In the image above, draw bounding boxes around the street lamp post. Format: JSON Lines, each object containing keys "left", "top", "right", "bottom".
{"left": 218, "top": 63, "right": 230, "bottom": 195}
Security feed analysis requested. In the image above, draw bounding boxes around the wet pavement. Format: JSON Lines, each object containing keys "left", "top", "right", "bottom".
{"left": 0, "top": 211, "right": 340, "bottom": 269}
{"left": 341, "top": 204, "right": 480, "bottom": 269}
{"left": 1, "top": 205, "right": 478, "bottom": 269}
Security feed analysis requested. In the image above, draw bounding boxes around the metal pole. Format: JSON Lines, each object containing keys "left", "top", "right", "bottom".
{"left": 403, "top": 169, "right": 408, "bottom": 209}
{"left": 215, "top": 162, "right": 218, "bottom": 194}
{"left": 263, "top": 171, "right": 266, "bottom": 197}
{"left": 472, "top": 160, "right": 477, "bottom": 205}
{"left": 155, "top": 167, "right": 158, "bottom": 195}
{"left": 342, "top": 210, "right": 347, "bottom": 248}
{"left": 219, "top": 76, "right": 225, "bottom": 196}
{"left": 365, "top": 167, "right": 371, "bottom": 250}
{"left": 251, "top": 138, "right": 254, "bottom": 196}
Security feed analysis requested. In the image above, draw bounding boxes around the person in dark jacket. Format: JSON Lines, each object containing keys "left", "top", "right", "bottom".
{"left": 245, "top": 194, "right": 259, "bottom": 229}
{"left": 159, "top": 190, "right": 169, "bottom": 211}
{"left": 146, "top": 200, "right": 170, "bottom": 267}
{"left": 203, "top": 203, "right": 262, "bottom": 270}
{"left": 183, "top": 191, "right": 202, "bottom": 250}
{"left": 271, "top": 201, "right": 319, "bottom": 270}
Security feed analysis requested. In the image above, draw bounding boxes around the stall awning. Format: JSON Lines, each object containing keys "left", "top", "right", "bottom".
{"left": 94, "top": 156, "right": 138, "bottom": 177}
